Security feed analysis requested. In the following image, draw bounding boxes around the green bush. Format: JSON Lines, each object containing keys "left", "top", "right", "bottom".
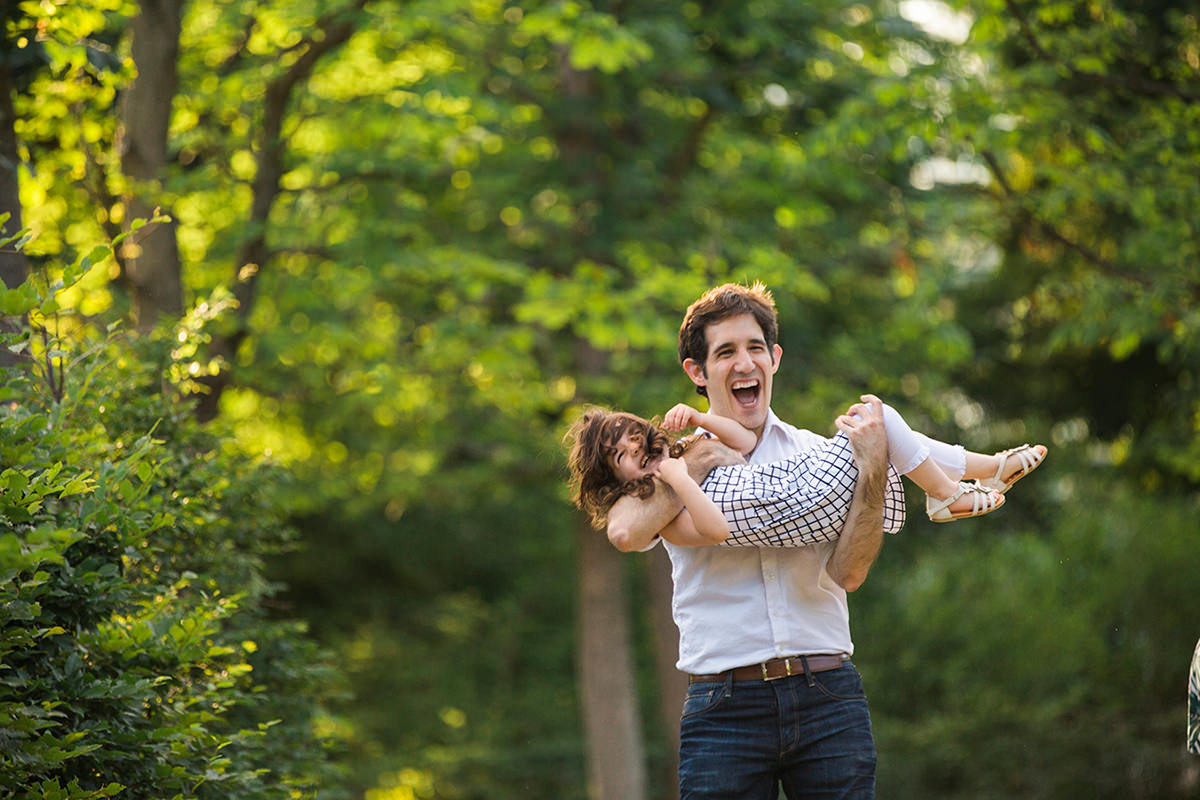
{"left": 859, "top": 468, "right": 1200, "bottom": 799}
{"left": 0, "top": 253, "right": 347, "bottom": 799}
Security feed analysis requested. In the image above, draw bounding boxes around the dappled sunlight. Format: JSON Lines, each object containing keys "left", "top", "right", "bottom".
{"left": 221, "top": 387, "right": 316, "bottom": 466}
{"left": 5, "top": 0, "right": 1198, "bottom": 797}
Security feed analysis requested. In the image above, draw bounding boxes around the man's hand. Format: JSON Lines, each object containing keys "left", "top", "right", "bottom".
{"left": 680, "top": 437, "right": 745, "bottom": 483}
{"left": 834, "top": 393, "right": 889, "bottom": 471}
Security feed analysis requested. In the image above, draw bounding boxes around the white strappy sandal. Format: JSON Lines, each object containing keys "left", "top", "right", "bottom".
{"left": 977, "top": 444, "right": 1047, "bottom": 494}
{"left": 926, "top": 481, "right": 1005, "bottom": 523}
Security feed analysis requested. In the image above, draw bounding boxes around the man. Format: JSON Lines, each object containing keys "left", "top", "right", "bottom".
{"left": 607, "top": 282, "right": 893, "bottom": 798}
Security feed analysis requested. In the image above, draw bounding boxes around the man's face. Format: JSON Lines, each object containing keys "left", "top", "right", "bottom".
{"left": 683, "top": 313, "right": 781, "bottom": 438}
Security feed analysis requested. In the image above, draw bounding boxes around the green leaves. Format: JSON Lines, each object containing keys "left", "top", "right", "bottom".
{"left": 10, "top": 0, "right": 1200, "bottom": 796}
{"left": 520, "top": 4, "right": 653, "bottom": 73}
{"left": 0, "top": 259, "right": 345, "bottom": 796}
{"left": 1, "top": 282, "right": 39, "bottom": 316}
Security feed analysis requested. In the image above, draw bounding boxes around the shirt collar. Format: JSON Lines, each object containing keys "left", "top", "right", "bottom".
{"left": 748, "top": 407, "right": 785, "bottom": 458}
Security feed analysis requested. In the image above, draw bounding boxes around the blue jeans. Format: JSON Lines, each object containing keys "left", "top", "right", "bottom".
{"left": 678, "top": 662, "right": 876, "bottom": 799}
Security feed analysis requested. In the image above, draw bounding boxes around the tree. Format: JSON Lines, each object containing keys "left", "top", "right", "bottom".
{"left": 17, "top": 0, "right": 1200, "bottom": 796}
{"left": 0, "top": 9, "right": 39, "bottom": 369}
{"left": 119, "top": 0, "right": 184, "bottom": 329}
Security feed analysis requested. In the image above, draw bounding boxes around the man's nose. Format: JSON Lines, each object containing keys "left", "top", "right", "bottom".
{"left": 732, "top": 348, "right": 753, "bottom": 371}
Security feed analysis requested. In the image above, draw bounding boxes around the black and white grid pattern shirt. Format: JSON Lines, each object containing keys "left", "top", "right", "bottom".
{"left": 701, "top": 430, "right": 906, "bottom": 547}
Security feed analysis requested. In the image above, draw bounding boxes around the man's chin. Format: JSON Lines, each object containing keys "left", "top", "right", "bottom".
{"left": 715, "top": 398, "right": 767, "bottom": 430}
{"left": 737, "top": 410, "right": 767, "bottom": 431}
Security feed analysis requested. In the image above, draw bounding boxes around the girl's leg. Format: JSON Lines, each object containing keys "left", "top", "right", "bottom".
{"left": 964, "top": 451, "right": 1002, "bottom": 482}
{"left": 877, "top": 404, "right": 965, "bottom": 495}
{"left": 877, "top": 403, "right": 1003, "bottom": 519}
{"left": 881, "top": 404, "right": 1046, "bottom": 490}
{"left": 963, "top": 444, "right": 1048, "bottom": 491}
{"left": 911, "top": 432, "right": 966, "bottom": 481}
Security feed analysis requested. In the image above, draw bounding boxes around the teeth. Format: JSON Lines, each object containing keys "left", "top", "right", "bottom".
{"left": 732, "top": 379, "right": 759, "bottom": 389}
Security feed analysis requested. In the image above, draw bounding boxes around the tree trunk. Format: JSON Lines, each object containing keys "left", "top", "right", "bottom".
{"left": 648, "top": 544, "right": 686, "bottom": 798}
{"left": 119, "top": 0, "right": 184, "bottom": 330}
{"left": 0, "top": 54, "right": 26, "bottom": 291}
{"left": 569, "top": 318, "right": 647, "bottom": 798}
{"left": 0, "top": 51, "right": 29, "bottom": 368}
{"left": 577, "top": 516, "right": 648, "bottom": 800}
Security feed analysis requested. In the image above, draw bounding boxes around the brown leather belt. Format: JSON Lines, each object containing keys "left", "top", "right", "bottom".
{"left": 688, "top": 654, "right": 848, "bottom": 684}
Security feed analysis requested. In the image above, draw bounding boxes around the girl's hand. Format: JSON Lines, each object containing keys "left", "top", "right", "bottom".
{"left": 663, "top": 403, "right": 700, "bottom": 432}
{"left": 654, "top": 455, "right": 689, "bottom": 485}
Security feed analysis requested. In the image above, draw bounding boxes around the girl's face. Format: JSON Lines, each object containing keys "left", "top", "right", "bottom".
{"left": 608, "top": 429, "right": 663, "bottom": 483}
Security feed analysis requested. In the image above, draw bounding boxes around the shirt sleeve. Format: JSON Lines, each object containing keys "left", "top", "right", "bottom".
{"left": 1189, "top": 638, "right": 1200, "bottom": 755}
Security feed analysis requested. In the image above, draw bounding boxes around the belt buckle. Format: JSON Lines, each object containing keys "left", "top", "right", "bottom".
{"left": 761, "top": 658, "right": 792, "bottom": 681}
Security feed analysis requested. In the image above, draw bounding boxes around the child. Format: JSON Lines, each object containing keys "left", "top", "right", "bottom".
{"left": 565, "top": 398, "right": 1046, "bottom": 548}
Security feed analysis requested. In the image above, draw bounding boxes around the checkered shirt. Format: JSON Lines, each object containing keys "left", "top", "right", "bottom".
{"left": 1189, "top": 638, "right": 1199, "bottom": 755}
{"left": 700, "top": 431, "right": 906, "bottom": 547}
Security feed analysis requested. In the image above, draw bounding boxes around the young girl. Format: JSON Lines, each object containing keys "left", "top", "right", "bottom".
{"left": 565, "top": 399, "right": 1046, "bottom": 548}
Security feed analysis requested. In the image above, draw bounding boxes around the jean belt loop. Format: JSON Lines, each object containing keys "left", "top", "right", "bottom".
{"left": 724, "top": 669, "right": 735, "bottom": 697}
{"left": 799, "top": 655, "right": 815, "bottom": 687}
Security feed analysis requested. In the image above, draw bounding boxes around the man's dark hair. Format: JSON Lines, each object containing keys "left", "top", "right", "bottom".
{"left": 677, "top": 282, "right": 778, "bottom": 397}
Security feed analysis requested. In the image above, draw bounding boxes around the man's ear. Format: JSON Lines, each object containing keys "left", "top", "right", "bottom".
{"left": 770, "top": 343, "right": 782, "bottom": 374}
{"left": 682, "top": 358, "right": 707, "bottom": 389}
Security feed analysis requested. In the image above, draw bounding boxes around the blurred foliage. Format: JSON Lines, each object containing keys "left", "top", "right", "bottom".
{"left": 5, "top": 0, "right": 1199, "bottom": 797}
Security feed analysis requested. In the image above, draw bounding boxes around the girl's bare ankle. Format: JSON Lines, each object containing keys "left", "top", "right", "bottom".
{"left": 926, "top": 482, "right": 958, "bottom": 502}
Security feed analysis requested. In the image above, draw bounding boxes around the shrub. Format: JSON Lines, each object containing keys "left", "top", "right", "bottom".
{"left": 0, "top": 243, "right": 347, "bottom": 799}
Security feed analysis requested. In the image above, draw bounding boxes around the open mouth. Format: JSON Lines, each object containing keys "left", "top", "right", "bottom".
{"left": 730, "top": 378, "right": 761, "bottom": 407}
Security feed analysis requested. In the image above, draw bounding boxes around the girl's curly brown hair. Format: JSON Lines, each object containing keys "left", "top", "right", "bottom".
{"left": 564, "top": 408, "right": 686, "bottom": 529}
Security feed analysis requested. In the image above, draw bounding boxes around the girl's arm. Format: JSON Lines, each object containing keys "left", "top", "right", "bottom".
{"left": 654, "top": 455, "right": 729, "bottom": 544}
{"left": 658, "top": 508, "right": 721, "bottom": 547}
{"left": 606, "top": 438, "right": 744, "bottom": 552}
{"left": 663, "top": 403, "right": 757, "bottom": 455}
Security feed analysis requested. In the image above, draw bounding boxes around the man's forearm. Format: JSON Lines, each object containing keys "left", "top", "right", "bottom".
{"left": 607, "top": 482, "right": 683, "bottom": 552}
{"left": 825, "top": 459, "right": 885, "bottom": 591}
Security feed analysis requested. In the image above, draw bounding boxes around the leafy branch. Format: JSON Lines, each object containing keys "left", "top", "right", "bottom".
{"left": 979, "top": 149, "right": 1152, "bottom": 289}
{"left": 195, "top": 0, "right": 372, "bottom": 421}
{"left": 1004, "top": 0, "right": 1200, "bottom": 102}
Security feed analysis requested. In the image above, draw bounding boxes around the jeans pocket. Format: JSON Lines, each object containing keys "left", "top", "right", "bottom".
{"left": 812, "top": 666, "right": 868, "bottom": 702}
{"left": 681, "top": 681, "right": 728, "bottom": 720}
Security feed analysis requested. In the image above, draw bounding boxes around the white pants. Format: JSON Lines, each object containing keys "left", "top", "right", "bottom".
{"left": 877, "top": 402, "right": 966, "bottom": 480}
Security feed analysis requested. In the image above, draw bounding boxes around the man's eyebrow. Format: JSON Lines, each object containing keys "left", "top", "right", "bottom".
{"left": 712, "top": 337, "right": 766, "bottom": 352}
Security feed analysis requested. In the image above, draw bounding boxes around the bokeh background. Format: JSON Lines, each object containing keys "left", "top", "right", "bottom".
{"left": 2, "top": 1, "right": 1198, "bottom": 798}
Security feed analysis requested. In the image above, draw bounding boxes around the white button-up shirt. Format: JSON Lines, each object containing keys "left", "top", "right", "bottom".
{"left": 665, "top": 409, "right": 854, "bottom": 674}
